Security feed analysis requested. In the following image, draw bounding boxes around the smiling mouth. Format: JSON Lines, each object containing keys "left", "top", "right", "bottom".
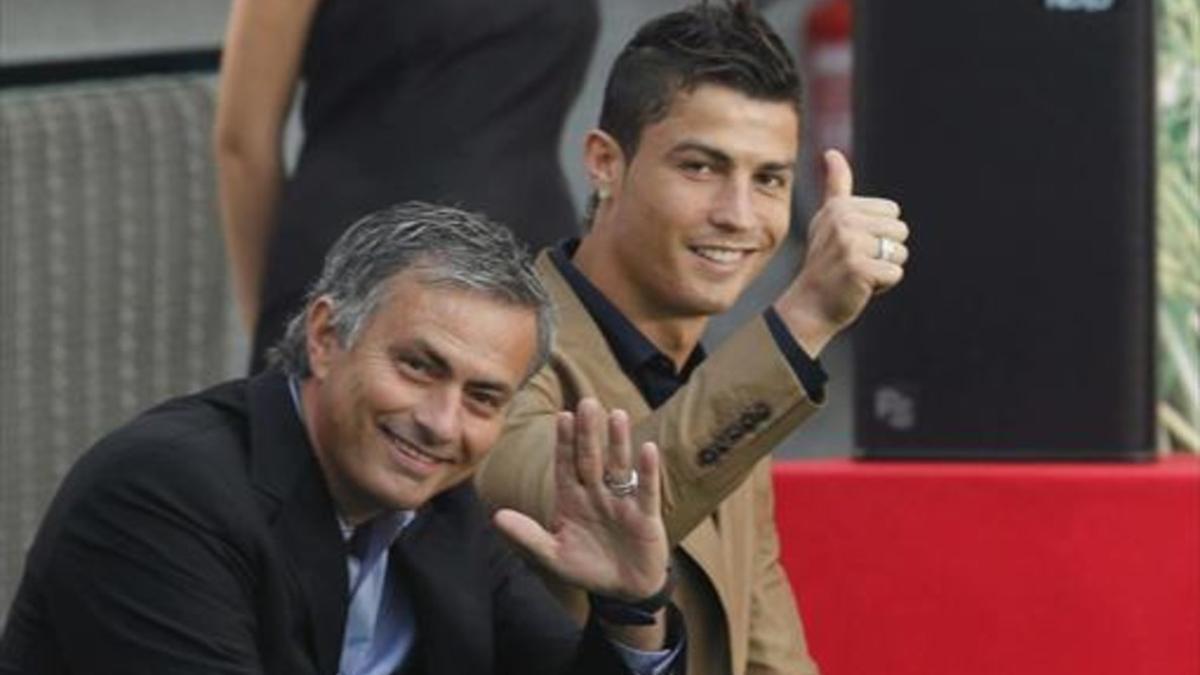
{"left": 379, "top": 425, "right": 453, "bottom": 468}
{"left": 689, "top": 245, "right": 755, "bottom": 264}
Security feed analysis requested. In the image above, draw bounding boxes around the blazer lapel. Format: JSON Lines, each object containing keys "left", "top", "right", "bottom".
{"left": 247, "top": 373, "right": 349, "bottom": 675}
{"left": 538, "top": 252, "right": 736, "bottom": 620}
{"left": 390, "top": 491, "right": 489, "bottom": 675}
{"left": 535, "top": 253, "right": 652, "bottom": 419}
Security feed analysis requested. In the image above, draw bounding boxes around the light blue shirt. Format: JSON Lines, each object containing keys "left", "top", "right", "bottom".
{"left": 288, "top": 378, "right": 678, "bottom": 674}
{"left": 337, "top": 513, "right": 415, "bottom": 675}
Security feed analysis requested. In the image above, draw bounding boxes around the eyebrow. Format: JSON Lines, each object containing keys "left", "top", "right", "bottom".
{"left": 467, "top": 380, "right": 515, "bottom": 401}
{"left": 402, "top": 339, "right": 516, "bottom": 397}
{"left": 669, "top": 140, "right": 795, "bottom": 173}
{"left": 670, "top": 140, "right": 733, "bottom": 167}
{"left": 401, "top": 340, "right": 451, "bottom": 376}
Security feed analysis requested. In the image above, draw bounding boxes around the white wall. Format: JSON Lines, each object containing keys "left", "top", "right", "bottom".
{"left": 0, "top": 0, "right": 230, "bottom": 64}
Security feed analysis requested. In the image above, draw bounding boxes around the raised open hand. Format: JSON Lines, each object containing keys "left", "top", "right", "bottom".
{"left": 493, "top": 397, "right": 669, "bottom": 601}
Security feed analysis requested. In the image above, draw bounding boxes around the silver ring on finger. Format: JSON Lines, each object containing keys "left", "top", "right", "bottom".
{"left": 876, "top": 236, "right": 897, "bottom": 263}
{"left": 602, "top": 468, "right": 639, "bottom": 498}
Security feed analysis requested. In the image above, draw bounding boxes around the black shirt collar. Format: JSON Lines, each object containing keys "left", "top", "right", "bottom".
{"left": 550, "top": 240, "right": 705, "bottom": 408}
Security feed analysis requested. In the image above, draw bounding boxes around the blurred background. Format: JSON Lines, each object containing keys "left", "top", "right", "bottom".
{"left": 1, "top": 0, "right": 1196, "bottom": 629}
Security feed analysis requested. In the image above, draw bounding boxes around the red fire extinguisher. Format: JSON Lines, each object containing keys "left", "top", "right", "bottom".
{"left": 803, "top": 0, "right": 853, "bottom": 199}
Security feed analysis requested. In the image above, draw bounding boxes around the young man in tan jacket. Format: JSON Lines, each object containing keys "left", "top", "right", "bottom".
{"left": 477, "top": 3, "right": 910, "bottom": 673}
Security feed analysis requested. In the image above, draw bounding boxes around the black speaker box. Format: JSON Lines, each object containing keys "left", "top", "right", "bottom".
{"left": 852, "top": 0, "right": 1156, "bottom": 459}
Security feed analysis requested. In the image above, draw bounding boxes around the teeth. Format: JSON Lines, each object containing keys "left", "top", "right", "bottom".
{"left": 693, "top": 247, "right": 745, "bottom": 263}
{"left": 399, "top": 443, "right": 436, "bottom": 465}
{"left": 383, "top": 427, "right": 446, "bottom": 464}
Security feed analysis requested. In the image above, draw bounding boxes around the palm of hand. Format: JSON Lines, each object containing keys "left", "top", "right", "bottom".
{"left": 546, "top": 460, "right": 668, "bottom": 600}
{"left": 493, "top": 398, "right": 669, "bottom": 600}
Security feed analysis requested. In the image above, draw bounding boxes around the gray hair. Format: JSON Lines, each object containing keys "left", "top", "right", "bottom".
{"left": 269, "top": 202, "right": 555, "bottom": 380}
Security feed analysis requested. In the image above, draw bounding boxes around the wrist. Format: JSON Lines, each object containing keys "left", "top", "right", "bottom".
{"left": 588, "top": 569, "right": 675, "bottom": 626}
{"left": 772, "top": 297, "right": 837, "bottom": 357}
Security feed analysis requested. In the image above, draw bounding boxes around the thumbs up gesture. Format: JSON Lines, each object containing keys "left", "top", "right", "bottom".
{"left": 774, "top": 149, "right": 910, "bottom": 355}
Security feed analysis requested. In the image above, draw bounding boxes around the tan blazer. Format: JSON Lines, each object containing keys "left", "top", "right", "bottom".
{"left": 477, "top": 252, "right": 823, "bottom": 675}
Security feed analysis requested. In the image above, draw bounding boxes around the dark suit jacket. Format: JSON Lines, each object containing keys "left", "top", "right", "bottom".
{"left": 0, "top": 373, "right": 662, "bottom": 674}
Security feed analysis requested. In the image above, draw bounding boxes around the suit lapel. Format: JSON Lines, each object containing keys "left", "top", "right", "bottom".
{"left": 536, "top": 253, "right": 651, "bottom": 419}
{"left": 390, "top": 491, "right": 488, "bottom": 675}
{"left": 538, "top": 252, "right": 736, "bottom": 618}
{"left": 247, "top": 373, "right": 349, "bottom": 675}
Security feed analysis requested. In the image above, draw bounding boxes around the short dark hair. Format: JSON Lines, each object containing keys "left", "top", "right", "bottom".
{"left": 269, "top": 202, "right": 554, "bottom": 381}
{"left": 599, "top": 0, "right": 801, "bottom": 159}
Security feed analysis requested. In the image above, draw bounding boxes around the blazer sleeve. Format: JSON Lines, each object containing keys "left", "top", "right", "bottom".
{"left": 485, "top": 525, "right": 684, "bottom": 675}
{"left": 477, "top": 314, "right": 823, "bottom": 545}
{"left": 33, "top": 440, "right": 265, "bottom": 674}
{"left": 744, "top": 463, "right": 820, "bottom": 675}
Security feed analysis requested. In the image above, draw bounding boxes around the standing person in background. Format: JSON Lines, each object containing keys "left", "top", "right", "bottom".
{"left": 215, "top": 0, "right": 597, "bottom": 372}
{"left": 476, "top": 2, "right": 911, "bottom": 673}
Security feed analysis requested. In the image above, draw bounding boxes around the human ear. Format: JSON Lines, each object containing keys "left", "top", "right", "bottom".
{"left": 305, "top": 296, "right": 340, "bottom": 380}
{"left": 583, "top": 129, "right": 627, "bottom": 201}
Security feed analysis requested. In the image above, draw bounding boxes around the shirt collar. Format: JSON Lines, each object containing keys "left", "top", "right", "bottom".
{"left": 340, "top": 511, "right": 415, "bottom": 565}
{"left": 549, "top": 239, "right": 705, "bottom": 382}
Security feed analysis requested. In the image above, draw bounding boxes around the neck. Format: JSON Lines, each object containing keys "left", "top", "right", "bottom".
{"left": 298, "top": 378, "right": 380, "bottom": 528}
{"left": 573, "top": 237, "right": 708, "bottom": 369}
{"left": 636, "top": 316, "right": 707, "bottom": 370}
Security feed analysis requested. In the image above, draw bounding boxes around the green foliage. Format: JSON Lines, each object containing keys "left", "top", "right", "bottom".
{"left": 1157, "top": 0, "right": 1200, "bottom": 451}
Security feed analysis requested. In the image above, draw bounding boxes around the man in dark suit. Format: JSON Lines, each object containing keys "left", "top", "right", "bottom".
{"left": 0, "top": 202, "right": 684, "bottom": 674}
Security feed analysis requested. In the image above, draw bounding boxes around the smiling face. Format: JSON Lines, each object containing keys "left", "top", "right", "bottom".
{"left": 578, "top": 84, "right": 800, "bottom": 324}
{"left": 301, "top": 270, "right": 538, "bottom": 523}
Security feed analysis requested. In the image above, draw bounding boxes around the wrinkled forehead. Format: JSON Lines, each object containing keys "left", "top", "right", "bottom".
{"left": 368, "top": 275, "right": 541, "bottom": 386}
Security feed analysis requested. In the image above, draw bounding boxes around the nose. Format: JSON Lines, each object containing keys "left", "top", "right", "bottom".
{"left": 412, "top": 385, "right": 461, "bottom": 448}
{"left": 709, "top": 175, "right": 755, "bottom": 233}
